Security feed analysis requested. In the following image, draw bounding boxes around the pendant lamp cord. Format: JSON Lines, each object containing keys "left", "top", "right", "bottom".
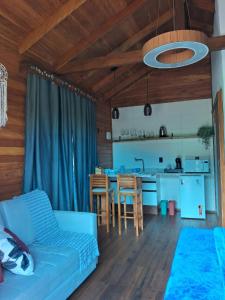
{"left": 185, "top": 0, "right": 192, "bottom": 29}
{"left": 147, "top": 74, "right": 149, "bottom": 102}
{"left": 155, "top": 0, "right": 161, "bottom": 36}
{"left": 173, "top": 0, "right": 175, "bottom": 30}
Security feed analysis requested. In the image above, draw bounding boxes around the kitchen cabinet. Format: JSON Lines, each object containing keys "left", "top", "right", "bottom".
{"left": 110, "top": 176, "right": 157, "bottom": 206}
{"left": 142, "top": 178, "right": 157, "bottom": 206}
{"left": 109, "top": 173, "right": 212, "bottom": 216}
{"left": 158, "top": 176, "right": 180, "bottom": 208}
{"left": 180, "top": 175, "right": 206, "bottom": 219}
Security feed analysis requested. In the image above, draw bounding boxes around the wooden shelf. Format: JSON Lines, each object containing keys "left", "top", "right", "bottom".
{"left": 112, "top": 134, "right": 198, "bottom": 143}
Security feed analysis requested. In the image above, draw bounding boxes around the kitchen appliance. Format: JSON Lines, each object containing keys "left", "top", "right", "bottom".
{"left": 164, "top": 157, "right": 182, "bottom": 173}
{"left": 183, "top": 159, "right": 209, "bottom": 173}
{"left": 159, "top": 126, "right": 167, "bottom": 137}
{"left": 175, "top": 157, "right": 182, "bottom": 170}
{"left": 180, "top": 175, "right": 206, "bottom": 219}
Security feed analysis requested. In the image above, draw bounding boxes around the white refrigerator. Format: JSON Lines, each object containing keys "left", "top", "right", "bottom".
{"left": 180, "top": 175, "right": 206, "bottom": 219}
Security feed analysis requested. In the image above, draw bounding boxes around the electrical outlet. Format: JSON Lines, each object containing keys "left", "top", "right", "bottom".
{"left": 159, "top": 157, "right": 163, "bottom": 163}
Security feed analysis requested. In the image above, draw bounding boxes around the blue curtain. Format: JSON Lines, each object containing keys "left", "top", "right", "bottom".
{"left": 23, "top": 73, "right": 96, "bottom": 211}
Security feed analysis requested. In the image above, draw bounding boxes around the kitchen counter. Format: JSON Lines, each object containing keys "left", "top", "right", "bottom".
{"left": 107, "top": 170, "right": 211, "bottom": 178}
{"left": 104, "top": 169, "right": 214, "bottom": 214}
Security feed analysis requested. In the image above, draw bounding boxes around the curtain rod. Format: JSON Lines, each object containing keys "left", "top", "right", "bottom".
{"left": 28, "top": 65, "right": 97, "bottom": 103}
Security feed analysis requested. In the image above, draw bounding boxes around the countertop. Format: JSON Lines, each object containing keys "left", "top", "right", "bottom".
{"left": 107, "top": 169, "right": 211, "bottom": 179}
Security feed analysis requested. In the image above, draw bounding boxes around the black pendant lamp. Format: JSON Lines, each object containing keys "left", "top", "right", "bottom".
{"left": 112, "top": 107, "right": 119, "bottom": 119}
{"left": 144, "top": 103, "right": 152, "bottom": 116}
{"left": 144, "top": 74, "right": 152, "bottom": 116}
{"left": 111, "top": 70, "right": 120, "bottom": 119}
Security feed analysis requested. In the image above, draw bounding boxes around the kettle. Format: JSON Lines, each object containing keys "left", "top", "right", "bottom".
{"left": 159, "top": 126, "right": 167, "bottom": 137}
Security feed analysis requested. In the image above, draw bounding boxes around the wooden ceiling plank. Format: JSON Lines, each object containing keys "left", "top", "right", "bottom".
{"left": 189, "top": 0, "right": 215, "bottom": 13}
{"left": 92, "top": 65, "right": 131, "bottom": 94}
{"left": 115, "top": 10, "right": 173, "bottom": 53}
{"left": 208, "top": 35, "right": 225, "bottom": 51}
{"left": 55, "top": 0, "right": 146, "bottom": 71}
{"left": 91, "top": 10, "right": 173, "bottom": 93}
{"left": 175, "top": 0, "right": 185, "bottom": 30}
{"left": 190, "top": 20, "right": 213, "bottom": 35}
{"left": 104, "top": 67, "right": 149, "bottom": 100}
{"left": 77, "top": 10, "right": 172, "bottom": 84}
{"left": 18, "top": 0, "right": 87, "bottom": 54}
{"left": 59, "top": 50, "right": 143, "bottom": 73}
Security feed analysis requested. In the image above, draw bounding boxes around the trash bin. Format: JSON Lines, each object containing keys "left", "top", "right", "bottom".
{"left": 160, "top": 200, "right": 167, "bottom": 216}
{"left": 169, "top": 200, "right": 176, "bottom": 216}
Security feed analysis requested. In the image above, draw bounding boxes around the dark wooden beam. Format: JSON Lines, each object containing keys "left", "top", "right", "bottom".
{"left": 59, "top": 50, "right": 143, "bottom": 73}
{"left": 208, "top": 35, "right": 225, "bottom": 51}
{"left": 19, "top": 0, "right": 87, "bottom": 54}
{"left": 55, "top": 0, "right": 146, "bottom": 71}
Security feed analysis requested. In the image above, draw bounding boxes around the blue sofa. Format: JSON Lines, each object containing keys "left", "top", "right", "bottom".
{"left": 164, "top": 227, "right": 225, "bottom": 299}
{"left": 0, "top": 190, "right": 99, "bottom": 300}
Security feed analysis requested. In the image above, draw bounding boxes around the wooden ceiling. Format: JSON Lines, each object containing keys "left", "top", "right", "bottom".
{"left": 0, "top": 0, "right": 216, "bottom": 105}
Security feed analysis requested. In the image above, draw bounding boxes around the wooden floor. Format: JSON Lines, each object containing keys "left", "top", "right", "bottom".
{"left": 70, "top": 213, "right": 218, "bottom": 300}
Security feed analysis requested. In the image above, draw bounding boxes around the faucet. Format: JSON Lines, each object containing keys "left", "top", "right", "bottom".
{"left": 134, "top": 158, "right": 145, "bottom": 172}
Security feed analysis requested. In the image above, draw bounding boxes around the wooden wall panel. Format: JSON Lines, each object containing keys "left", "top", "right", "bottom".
{"left": 110, "top": 59, "right": 212, "bottom": 107}
{"left": 96, "top": 98, "right": 112, "bottom": 168}
{"left": 0, "top": 37, "right": 112, "bottom": 200}
{"left": 0, "top": 37, "right": 26, "bottom": 200}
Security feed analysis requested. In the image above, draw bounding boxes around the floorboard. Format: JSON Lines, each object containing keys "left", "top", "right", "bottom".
{"left": 70, "top": 213, "right": 218, "bottom": 300}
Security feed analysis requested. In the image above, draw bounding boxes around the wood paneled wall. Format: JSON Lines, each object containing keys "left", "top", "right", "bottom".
{"left": 0, "top": 38, "right": 26, "bottom": 200}
{"left": 111, "top": 59, "right": 212, "bottom": 107}
{"left": 96, "top": 98, "right": 112, "bottom": 168}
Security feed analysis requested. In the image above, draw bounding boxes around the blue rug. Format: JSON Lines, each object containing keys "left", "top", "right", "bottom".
{"left": 164, "top": 228, "right": 225, "bottom": 300}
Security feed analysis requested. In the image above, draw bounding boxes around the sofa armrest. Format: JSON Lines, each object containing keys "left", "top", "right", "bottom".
{"left": 54, "top": 211, "right": 97, "bottom": 239}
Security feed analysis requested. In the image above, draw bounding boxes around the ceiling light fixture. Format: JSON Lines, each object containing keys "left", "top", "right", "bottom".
{"left": 142, "top": 0, "right": 209, "bottom": 69}
{"left": 144, "top": 74, "right": 152, "bottom": 116}
{"left": 111, "top": 71, "right": 119, "bottom": 119}
{"left": 112, "top": 107, "right": 119, "bottom": 119}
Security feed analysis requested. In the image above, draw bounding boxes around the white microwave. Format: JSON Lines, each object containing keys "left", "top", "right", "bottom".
{"left": 183, "top": 159, "right": 209, "bottom": 173}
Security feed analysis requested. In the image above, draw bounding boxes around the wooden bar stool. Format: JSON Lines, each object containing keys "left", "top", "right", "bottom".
{"left": 117, "top": 175, "right": 143, "bottom": 237}
{"left": 90, "top": 174, "right": 115, "bottom": 233}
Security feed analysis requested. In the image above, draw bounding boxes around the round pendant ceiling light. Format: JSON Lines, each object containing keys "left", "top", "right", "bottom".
{"left": 143, "top": 30, "right": 209, "bottom": 69}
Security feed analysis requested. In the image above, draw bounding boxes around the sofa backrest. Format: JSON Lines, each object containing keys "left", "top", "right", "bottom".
{"left": 0, "top": 210, "right": 4, "bottom": 226}
{"left": 19, "top": 189, "right": 59, "bottom": 243}
{"left": 0, "top": 189, "right": 59, "bottom": 245}
{"left": 0, "top": 196, "right": 35, "bottom": 245}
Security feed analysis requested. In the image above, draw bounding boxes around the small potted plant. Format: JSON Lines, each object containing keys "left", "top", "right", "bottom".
{"left": 197, "top": 125, "right": 214, "bottom": 149}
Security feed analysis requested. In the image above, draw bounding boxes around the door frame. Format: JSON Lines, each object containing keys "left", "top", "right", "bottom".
{"left": 213, "top": 89, "right": 225, "bottom": 226}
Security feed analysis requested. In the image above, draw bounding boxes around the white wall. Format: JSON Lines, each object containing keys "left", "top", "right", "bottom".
{"left": 112, "top": 99, "right": 215, "bottom": 211}
{"left": 112, "top": 99, "right": 212, "bottom": 139}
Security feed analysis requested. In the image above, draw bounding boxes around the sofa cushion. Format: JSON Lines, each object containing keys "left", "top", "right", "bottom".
{"left": 0, "top": 226, "right": 34, "bottom": 276}
{"left": 0, "top": 197, "right": 35, "bottom": 245}
{"left": 39, "top": 230, "right": 99, "bottom": 271}
{"left": 0, "top": 244, "right": 79, "bottom": 300}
